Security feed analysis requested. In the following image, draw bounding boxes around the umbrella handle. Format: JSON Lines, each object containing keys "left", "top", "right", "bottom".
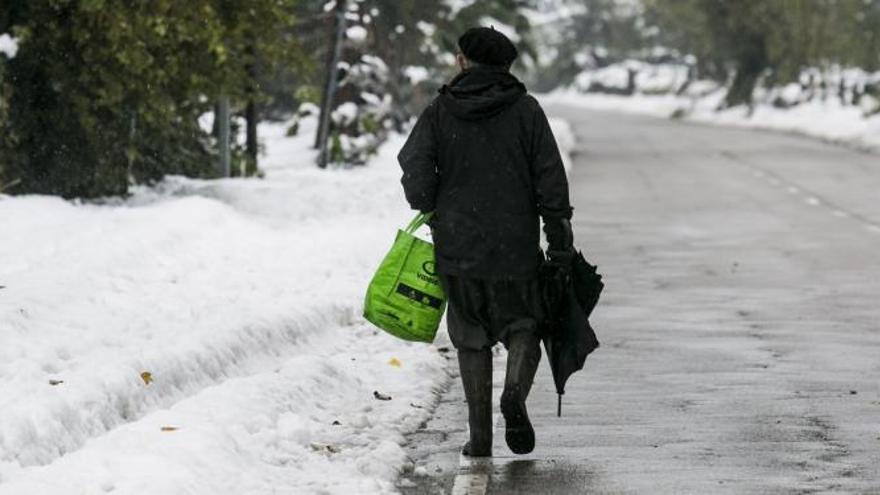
{"left": 557, "top": 394, "right": 562, "bottom": 417}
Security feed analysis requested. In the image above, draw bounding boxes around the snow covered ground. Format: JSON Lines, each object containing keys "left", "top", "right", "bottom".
{"left": 542, "top": 88, "right": 880, "bottom": 151}
{"left": 0, "top": 100, "right": 576, "bottom": 494}
{"left": 0, "top": 118, "right": 455, "bottom": 494}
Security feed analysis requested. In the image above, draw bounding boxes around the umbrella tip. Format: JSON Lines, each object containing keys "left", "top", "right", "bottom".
{"left": 557, "top": 394, "right": 562, "bottom": 417}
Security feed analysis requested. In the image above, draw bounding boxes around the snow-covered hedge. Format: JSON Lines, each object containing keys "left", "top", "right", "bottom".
{"left": 570, "top": 60, "right": 880, "bottom": 118}
{"left": 573, "top": 60, "right": 693, "bottom": 96}
{"left": 330, "top": 54, "right": 394, "bottom": 165}
{"left": 546, "top": 68, "right": 880, "bottom": 152}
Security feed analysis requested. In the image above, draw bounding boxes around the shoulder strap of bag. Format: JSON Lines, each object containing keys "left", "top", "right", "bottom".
{"left": 404, "top": 212, "right": 433, "bottom": 234}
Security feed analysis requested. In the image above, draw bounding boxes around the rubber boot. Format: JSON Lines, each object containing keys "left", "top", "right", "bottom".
{"left": 457, "top": 348, "right": 493, "bottom": 457}
{"left": 500, "top": 330, "right": 541, "bottom": 454}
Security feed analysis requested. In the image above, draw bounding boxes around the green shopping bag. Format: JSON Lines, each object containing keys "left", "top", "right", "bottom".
{"left": 364, "top": 212, "right": 446, "bottom": 343}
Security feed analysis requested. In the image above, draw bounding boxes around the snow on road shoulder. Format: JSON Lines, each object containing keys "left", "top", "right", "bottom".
{"left": 548, "top": 117, "right": 576, "bottom": 173}
{"left": 0, "top": 324, "right": 447, "bottom": 494}
{"left": 541, "top": 89, "right": 880, "bottom": 151}
{"left": 0, "top": 119, "right": 449, "bottom": 493}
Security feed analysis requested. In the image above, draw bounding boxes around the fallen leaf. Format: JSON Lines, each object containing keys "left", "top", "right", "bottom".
{"left": 388, "top": 357, "right": 402, "bottom": 368}
{"left": 410, "top": 403, "right": 424, "bottom": 409}
{"left": 373, "top": 390, "right": 392, "bottom": 401}
{"left": 310, "top": 442, "right": 341, "bottom": 454}
{"left": 48, "top": 379, "right": 64, "bottom": 386}
{"left": 140, "top": 371, "right": 153, "bottom": 385}
{"left": 160, "top": 426, "right": 179, "bottom": 432}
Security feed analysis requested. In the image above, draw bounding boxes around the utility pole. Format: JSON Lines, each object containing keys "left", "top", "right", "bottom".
{"left": 316, "top": 0, "right": 347, "bottom": 168}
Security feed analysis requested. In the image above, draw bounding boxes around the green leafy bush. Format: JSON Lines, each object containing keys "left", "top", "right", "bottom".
{"left": 0, "top": 0, "right": 305, "bottom": 198}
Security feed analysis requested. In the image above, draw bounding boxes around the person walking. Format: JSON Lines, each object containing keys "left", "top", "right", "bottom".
{"left": 398, "top": 27, "right": 574, "bottom": 457}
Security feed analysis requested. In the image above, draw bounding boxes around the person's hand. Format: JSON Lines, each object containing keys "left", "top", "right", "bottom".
{"left": 544, "top": 217, "right": 574, "bottom": 253}
{"left": 545, "top": 246, "right": 576, "bottom": 273}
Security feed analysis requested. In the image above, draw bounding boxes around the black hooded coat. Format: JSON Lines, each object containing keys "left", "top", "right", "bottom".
{"left": 398, "top": 67, "right": 571, "bottom": 280}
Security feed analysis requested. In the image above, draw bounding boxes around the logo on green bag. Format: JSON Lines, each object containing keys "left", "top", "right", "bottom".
{"left": 421, "top": 261, "right": 436, "bottom": 276}
{"left": 417, "top": 260, "right": 439, "bottom": 286}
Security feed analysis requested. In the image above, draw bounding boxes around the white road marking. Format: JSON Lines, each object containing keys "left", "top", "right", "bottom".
{"left": 451, "top": 360, "right": 505, "bottom": 495}
{"left": 739, "top": 161, "right": 880, "bottom": 238}
{"left": 452, "top": 412, "right": 500, "bottom": 495}
{"left": 451, "top": 474, "right": 489, "bottom": 495}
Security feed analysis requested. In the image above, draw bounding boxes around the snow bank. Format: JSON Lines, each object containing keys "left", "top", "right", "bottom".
{"left": 543, "top": 89, "right": 880, "bottom": 151}
{"left": 573, "top": 60, "right": 690, "bottom": 95}
{"left": 549, "top": 60, "right": 880, "bottom": 151}
{"left": 0, "top": 117, "right": 451, "bottom": 493}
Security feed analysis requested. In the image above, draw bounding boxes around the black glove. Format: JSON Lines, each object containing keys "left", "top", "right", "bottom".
{"left": 546, "top": 247, "right": 575, "bottom": 265}
{"left": 544, "top": 217, "right": 573, "bottom": 251}
{"left": 544, "top": 217, "right": 575, "bottom": 278}
{"left": 545, "top": 250, "right": 575, "bottom": 287}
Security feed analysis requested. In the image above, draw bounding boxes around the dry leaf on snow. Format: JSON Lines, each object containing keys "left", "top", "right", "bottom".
{"left": 373, "top": 390, "right": 392, "bottom": 401}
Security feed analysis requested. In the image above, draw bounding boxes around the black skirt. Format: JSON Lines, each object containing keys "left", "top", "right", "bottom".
{"left": 440, "top": 274, "right": 543, "bottom": 351}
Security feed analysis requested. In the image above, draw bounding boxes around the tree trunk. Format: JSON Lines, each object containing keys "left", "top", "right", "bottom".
{"left": 314, "top": 5, "right": 338, "bottom": 149}
{"left": 244, "top": 39, "right": 258, "bottom": 176}
{"left": 245, "top": 99, "right": 257, "bottom": 175}
{"left": 315, "top": 0, "right": 347, "bottom": 162}
{"left": 212, "top": 101, "right": 221, "bottom": 138}
{"left": 724, "top": 37, "right": 768, "bottom": 109}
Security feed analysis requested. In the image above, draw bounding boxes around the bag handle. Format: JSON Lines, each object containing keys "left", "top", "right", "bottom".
{"left": 404, "top": 212, "right": 433, "bottom": 234}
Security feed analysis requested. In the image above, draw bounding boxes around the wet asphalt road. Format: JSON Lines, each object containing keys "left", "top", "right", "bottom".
{"left": 399, "top": 108, "right": 880, "bottom": 494}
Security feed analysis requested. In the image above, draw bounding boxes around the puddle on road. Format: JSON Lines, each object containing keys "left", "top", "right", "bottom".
{"left": 487, "top": 458, "right": 607, "bottom": 494}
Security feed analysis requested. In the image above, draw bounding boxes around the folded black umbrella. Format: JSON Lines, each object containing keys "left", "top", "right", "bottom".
{"left": 571, "top": 251, "right": 604, "bottom": 317}
{"left": 540, "top": 251, "right": 603, "bottom": 416}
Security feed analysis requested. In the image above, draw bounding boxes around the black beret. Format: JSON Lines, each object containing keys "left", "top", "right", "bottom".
{"left": 458, "top": 27, "right": 518, "bottom": 67}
